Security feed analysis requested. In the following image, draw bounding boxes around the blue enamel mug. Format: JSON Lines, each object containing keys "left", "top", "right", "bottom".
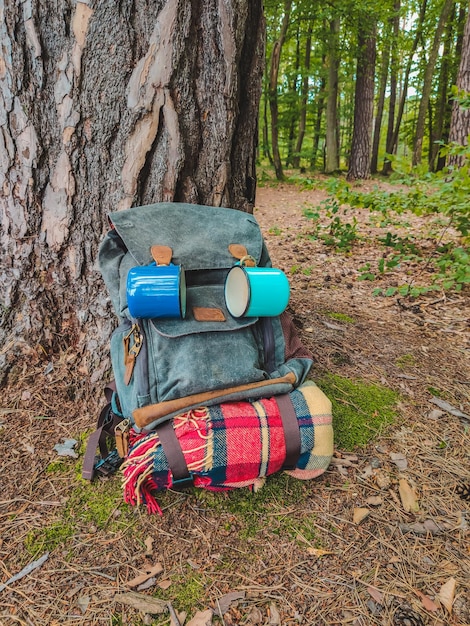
{"left": 127, "top": 263, "right": 186, "bottom": 319}
{"left": 224, "top": 265, "right": 290, "bottom": 318}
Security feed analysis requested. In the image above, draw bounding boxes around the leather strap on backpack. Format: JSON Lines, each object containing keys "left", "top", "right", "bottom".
{"left": 82, "top": 383, "right": 123, "bottom": 480}
{"left": 276, "top": 393, "right": 302, "bottom": 470}
{"left": 155, "top": 421, "right": 193, "bottom": 489}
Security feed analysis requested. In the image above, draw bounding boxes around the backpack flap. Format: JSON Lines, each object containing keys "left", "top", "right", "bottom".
{"left": 99, "top": 203, "right": 267, "bottom": 320}
{"left": 107, "top": 202, "right": 264, "bottom": 270}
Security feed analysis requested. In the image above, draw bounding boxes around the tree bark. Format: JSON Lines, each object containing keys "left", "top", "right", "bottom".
{"left": 347, "top": 19, "right": 377, "bottom": 180}
{"left": 371, "top": 37, "right": 390, "bottom": 174}
{"left": 382, "top": 1, "right": 401, "bottom": 175}
{"left": 325, "top": 18, "right": 340, "bottom": 173}
{"left": 311, "top": 62, "right": 326, "bottom": 169}
{"left": 268, "top": 0, "right": 292, "bottom": 180}
{"left": 387, "top": 0, "right": 428, "bottom": 169}
{"left": 412, "top": 0, "right": 455, "bottom": 166}
{"left": 292, "top": 20, "right": 313, "bottom": 169}
{"left": 448, "top": 1, "right": 470, "bottom": 168}
{"left": 0, "top": 0, "right": 265, "bottom": 381}
{"left": 429, "top": 4, "right": 456, "bottom": 170}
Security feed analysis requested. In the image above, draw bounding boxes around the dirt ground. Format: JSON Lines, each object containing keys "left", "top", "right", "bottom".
{"left": 0, "top": 177, "right": 469, "bottom": 626}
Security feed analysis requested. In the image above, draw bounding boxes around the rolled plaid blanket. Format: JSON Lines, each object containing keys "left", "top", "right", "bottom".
{"left": 122, "top": 381, "right": 333, "bottom": 514}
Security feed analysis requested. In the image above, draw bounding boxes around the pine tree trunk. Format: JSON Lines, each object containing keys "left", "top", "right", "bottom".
{"left": 347, "top": 19, "right": 377, "bottom": 180}
{"left": 382, "top": 1, "right": 400, "bottom": 175}
{"left": 325, "top": 18, "right": 340, "bottom": 173}
{"left": 269, "top": 0, "right": 292, "bottom": 180}
{"left": 292, "top": 22, "right": 313, "bottom": 169}
{"left": 371, "top": 39, "right": 390, "bottom": 174}
{"left": 448, "top": 3, "right": 470, "bottom": 168}
{"left": 387, "top": 0, "right": 428, "bottom": 169}
{"left": 412, "top": 0, "right": 455, "bottom": 166}
{"left": 429, "top": 6, "right": 455, "bottom": 170}
{"left": 0, "top": 0, "right": 265, "bottom": 381}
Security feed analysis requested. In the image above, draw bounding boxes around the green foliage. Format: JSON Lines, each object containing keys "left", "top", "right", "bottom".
{"left": 316, "top": 374, "right": 399, "bottom": 451}
{"left": 302, "top": 198, "right": 360, "bottom": 252}
{"left": 323, "top": 148, "right": 470, "bottom": 296}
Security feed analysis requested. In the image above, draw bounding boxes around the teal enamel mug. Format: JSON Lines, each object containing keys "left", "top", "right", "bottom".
{"left": 127, "top": 262, "right": 186, "bottom": 319}
{"left": 224, "top": 265, "right": 290, "bottom": 318}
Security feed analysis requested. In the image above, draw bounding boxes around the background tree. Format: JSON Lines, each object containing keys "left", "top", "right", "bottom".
{"left": 0, "top": 0, "right": 265, "bottom": 381}
{"left": 325, "top": 16, "right": 341, "bottom": 173}
{"left": 268, "top": 0, "right": 292, "bottom": 180}
{"left": 412, "top": 0, "right": 456, "bottom": 166}
{"left": 347, "top": 16, "right": 377, "bottom": 179}
{"left": 448, "top": 0, "right": 470, "bottom": 166}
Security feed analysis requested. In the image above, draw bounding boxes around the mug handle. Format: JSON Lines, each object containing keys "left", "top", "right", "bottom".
{"left": 238, "top": 255, "right": 257, "bottom": 268}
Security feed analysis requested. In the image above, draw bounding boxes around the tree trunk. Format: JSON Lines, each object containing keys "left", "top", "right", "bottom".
{"left": 448, "top": 2, "right": 470, "bottom": 168}
{"left": 387, "top": 0, "right": 428, "bottom": 168}
{"left": 430, "top": 6, "right": 455, "bottom": 170}
{"left": 311, "top": 63, "right": 326, "bottom": 169}
{"left": 371, "top": 37, "right": 390, "bottom": 174}
{"left": 412, "top": 0, "right": 455, "bottom": 166}
{"left": 292, "top": 21, "right": 313, "bottom": 169}
{"left": 0, "top": 0, "right": 265, "bottom": 381}
{"left": 382, "top": 1, "right": 401, "bottom": 175}
{"left": 325, "top": 18, "right": 340, "bottom": 173}
{"left": 347, "top": 19, "right": 377, "bottom": 180}
{"left": 268, "top": 0, "right": 292, "bottom": 180}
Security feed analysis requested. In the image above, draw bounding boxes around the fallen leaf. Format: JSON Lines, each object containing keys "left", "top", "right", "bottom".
{"left": 126, "top": 563, "right": 163, "bottom": 588}
{"left": 366, "top": 495, "right": 383, "bottom": 506}
{"left": 171, "top": 611, "right": 187, "bottom": 626}
{"left": 398, "top": 478, "right": 419, "bottom": 513}
{"left": 214, "top": 591, "right": 245, "bottom": 616}
{"left": 269, "top": 603, "right": 281, "bottom": 625}
{"left": 414, "top": 589, "right": 439, "bottom": 612}
{"left": 307, "top": 547, "right": 334, "bottom": 558}
{"left": 186, "top": 609, "right": 214, "bottom": 626}
{"left": 144, "top": 536, "right": 154, "bottom": 555}
{"left": 437, "top": 577, "right": 456, "bottom": 613}
{"left": 353, "top": 507, "right": 370, "bottom": 524}
{"left": 114, "top": 591, "right": 167, "bottom": 614}
{"left": 367, "top": 586, "right": 384, "bottom": 603}
{"left": 429, "top": 397, "right": 470, "bottom": 421}
{"left": 399, "top": 519, "right": 453, "bottom": 535}
{"left": 390, "top": 452, "right": 407, "bottom": 470}
{"left": 136, "top": 577, "right": 156, "bottom": 591}
{"left": 53, "top": 439, "right": 78, "bottom": 458}
{"left": 77, "top": 595, "right": 90, "bottom": 614}
{"left": 158, "top": 579, "right": 172, "bottom": 590}
{"left": 427, "top": 408, "right": 445, "bottom": 420}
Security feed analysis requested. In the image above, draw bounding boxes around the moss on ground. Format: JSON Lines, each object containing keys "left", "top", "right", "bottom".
{"left": 24, "top": 473, "right": 126, "bottom": 557}
{"left": 324, "top": 311, "right": 356, "bottom": 324}
{"left": 316, "top": 373, "right": 399, "bottom": 451}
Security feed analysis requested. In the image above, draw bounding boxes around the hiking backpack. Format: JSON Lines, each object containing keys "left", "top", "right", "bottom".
{"left": 83, "top": 202, "right": 333, "bottom": 510}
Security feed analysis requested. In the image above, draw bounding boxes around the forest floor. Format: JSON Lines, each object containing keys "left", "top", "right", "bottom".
{"left": 0, "top": 174, "right": 469, "bottom": 626}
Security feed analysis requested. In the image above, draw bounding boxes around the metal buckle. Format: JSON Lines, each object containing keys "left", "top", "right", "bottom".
{"left": 94, "top": 449, "right": 123, "bottom": 477}
{"left": 171, "top": 473, "right": 194, "bottom": 490}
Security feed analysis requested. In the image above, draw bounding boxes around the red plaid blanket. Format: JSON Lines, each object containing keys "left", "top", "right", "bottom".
{"left": 122, "top": 382, "right": 333, "bottom": 514}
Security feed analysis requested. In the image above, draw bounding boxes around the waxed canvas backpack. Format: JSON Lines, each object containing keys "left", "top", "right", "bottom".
{"left": 83, "top": 203, "right": 333, "bottom": 510}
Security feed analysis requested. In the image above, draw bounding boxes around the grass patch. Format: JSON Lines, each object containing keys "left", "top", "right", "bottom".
{"left": 25, "top": 521, "right": 76, "bottom": 555}
{"left": 24, "top": 476, "right": 127, "bottom": 557}
{"left": 316, "top": 373, "right": 399, "bottom": 450}
{"left": 324, "top": 311, "right": 356, "bottom": 324}
{"left": 191, "top": 473, "right": 313, "bottom": 539}
{"left": 395, "top": 353, "right": 416, "bottom": 368}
